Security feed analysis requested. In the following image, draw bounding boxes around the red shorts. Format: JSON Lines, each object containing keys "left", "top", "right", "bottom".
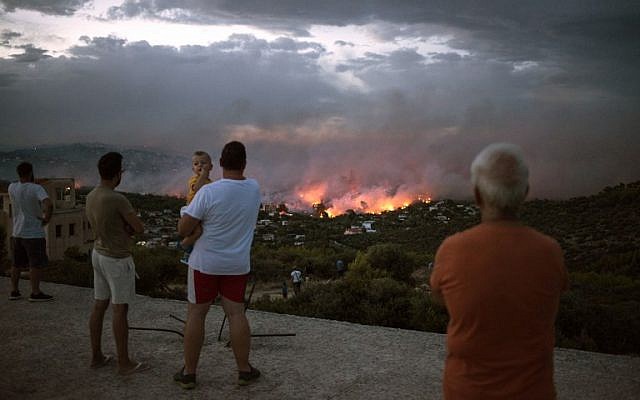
{"left": 187, "top": 268, "right": 248, "bottom": 304}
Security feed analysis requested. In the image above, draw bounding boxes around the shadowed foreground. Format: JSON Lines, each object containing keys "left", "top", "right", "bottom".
{"left": 0, "top": 277, "right": 638, "bottom": 399}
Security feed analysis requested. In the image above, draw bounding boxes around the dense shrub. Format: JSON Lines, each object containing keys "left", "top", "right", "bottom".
{"left": 251, "top": 243, "right": 356, "bottom": 281}
{"left": 45, "top": 259, "right": 94, "bottom": 288}
{"left": 132, "top": 247, "right": 186, "bottom": 298}
{"left": 253, "top": 275, "right": 449, "bottom": 332}
{"left": 556, "top": 272, "right": 640, "bottom": 354}
{"left": 64, "top": 246, "right": 89, "bottom": 262}
{"left": 347, "top": 244, "right": 419, "bottom": 283}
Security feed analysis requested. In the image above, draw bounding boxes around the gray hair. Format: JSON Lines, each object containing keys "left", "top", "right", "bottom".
{"left": 470, "top": 143, "right": 529, "bottom": 211}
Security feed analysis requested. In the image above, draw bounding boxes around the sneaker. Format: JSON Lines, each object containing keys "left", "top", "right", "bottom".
{"left": 9, "top": 290, "right": 21, "bottom": 300}
{"left": 173, "top": 367, "right": 196, "bottom": 390}
{"left": 238, "top": 365, "right": 260, "bottom": 386}
{"left": 28, "top": 292, "right": 54, "bottom": 302}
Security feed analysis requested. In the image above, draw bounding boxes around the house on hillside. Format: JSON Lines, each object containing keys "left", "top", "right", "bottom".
{"left": 362, "top": 220, "right": 377, "bottom": 233}
{"left": 1, "top": 178, "right": 93, "bottom": 261}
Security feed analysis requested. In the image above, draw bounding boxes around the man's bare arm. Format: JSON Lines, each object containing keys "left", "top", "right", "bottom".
{"left": 123, "top": 211, "right": 144, "bottom": 234}
{"left": 178, "top": 214, "right": 201, "bottom": 238}
{"left": 41, "top": 198, "right": 53, "bottom": 225}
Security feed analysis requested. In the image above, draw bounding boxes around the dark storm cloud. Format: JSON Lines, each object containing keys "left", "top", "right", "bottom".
{"left": 334, "top": 40, "right": 354, "bottom": 47}
{"left": 2, "top": 1, "right": 639, "bottom": 202}
{"left": 1, "top": 29, "right": 21, "bottom": 46}
{"left": 10, "top": 44, "right": 51, "bottom": 62}
{"left": 103, "top": 1, "right": 640, "bottom": 99}
{"left": 0, "top": 0, "right": 91, "bottom": 15}
{"left": 0, "top": 34, "right": 339, "bottom": 151}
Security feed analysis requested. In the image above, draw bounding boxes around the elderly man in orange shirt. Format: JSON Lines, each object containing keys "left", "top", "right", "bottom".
{"left": 430, "top": 143, "right": 569, "bottom": 400}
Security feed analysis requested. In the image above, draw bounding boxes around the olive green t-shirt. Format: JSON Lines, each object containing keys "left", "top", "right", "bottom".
{"left": 85, "top": 186, "right": 135, "bottom": 258}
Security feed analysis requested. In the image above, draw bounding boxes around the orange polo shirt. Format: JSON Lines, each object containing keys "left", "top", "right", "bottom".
{"left": 431, "top": 221, "right": 568, "bottom": 400}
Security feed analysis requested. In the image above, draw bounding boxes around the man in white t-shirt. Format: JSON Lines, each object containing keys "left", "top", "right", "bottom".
{"left": 291, "top": 268, "right": 303, "bottom": 295}
{"left": 174, "top": 141, "right": 261, "bottom": 390}
{"left": 8, "top": 162, "right": 54, "bottom": 302}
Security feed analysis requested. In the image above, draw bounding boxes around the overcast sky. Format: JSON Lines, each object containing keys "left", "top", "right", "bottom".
{"left": 1, "top": 1, "right": 639, "bottom": 208}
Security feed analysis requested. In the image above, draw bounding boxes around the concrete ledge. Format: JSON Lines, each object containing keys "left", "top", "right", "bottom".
{"left": 1, "top": 277, "right": 638, "bottom": 399}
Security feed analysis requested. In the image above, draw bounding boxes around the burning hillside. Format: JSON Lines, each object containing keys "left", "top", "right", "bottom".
{"left": 294, "top": 181, "right": 431, "bottom": 217}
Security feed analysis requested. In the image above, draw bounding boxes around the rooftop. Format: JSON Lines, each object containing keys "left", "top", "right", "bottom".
{"left": 1, "top": 277, "right": 639, "bottom": 399}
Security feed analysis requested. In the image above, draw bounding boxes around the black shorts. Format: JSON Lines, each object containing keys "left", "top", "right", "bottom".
{"left": 11, "top": 237, "right": 48, "bottom": 269}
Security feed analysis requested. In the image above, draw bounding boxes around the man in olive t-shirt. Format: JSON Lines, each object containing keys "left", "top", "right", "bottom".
{"left": 85, "top": 152, "right": 147, "bottom": 375}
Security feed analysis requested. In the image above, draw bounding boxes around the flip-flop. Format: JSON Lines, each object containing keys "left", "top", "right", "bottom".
{"left": 119, "top": 361, "right": 149, "bottom": 376}
{"left": 91, "top": 355, "right": 113, "bottom": 369}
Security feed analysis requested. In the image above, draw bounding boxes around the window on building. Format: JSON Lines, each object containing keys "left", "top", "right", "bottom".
{"left": 55, "top": 186, "right": 72, "bottom": 201}
{"left": 55, "top": 225, "right": 62, "bottom": 238}
{"left": 69, "top": 223, "right": 75, "bottom": 236}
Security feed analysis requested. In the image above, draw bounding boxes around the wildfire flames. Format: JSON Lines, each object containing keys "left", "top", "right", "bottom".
{"left": 160, "top": 179, "right": 432, "bottom": 217}
{"left": 296, "top": 182, "right": 431, "bottom": 217}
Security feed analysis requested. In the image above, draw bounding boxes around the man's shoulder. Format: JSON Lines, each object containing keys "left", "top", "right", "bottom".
{"left": 8, "top": 181, "right": 46, "bottom": 195}
{"left": 87, "top": 186, "right": 128, "bottom": 202}
{"left": 7, "top": 181, "right": 17, "bottom": 193}
{"left": 439, "top": 225, "right": 480, "bottom": 247}
{"left": 442, "top": 223, "right": 560, "bottom": 249}
{"left": 209, "top": 178, "right": 260, "bottom": 192}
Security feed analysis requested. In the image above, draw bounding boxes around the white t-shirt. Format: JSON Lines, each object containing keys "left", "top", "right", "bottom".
{"left": 183, "top": 178, "right": 261, "bottom": 275}
{"left": 8, "top": 182, "right": 49, "bottom": 238}
{"left": 291, "top": 270, "right": 303, "bottom": 283}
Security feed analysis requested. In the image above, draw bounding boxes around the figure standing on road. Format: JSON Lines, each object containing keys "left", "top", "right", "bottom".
{"left": 336, "top": 259, "right": 345, "bottom": 277}
{"left": 85, "top": 152, "right": 147, "bottom": 375}
{"left": 290, "top": 268, "right": 303, "bottom": 295}
{"left": 430, "top": 143, "right": 569, "bottom": 399}
{"left": 174, "top": 141, "right": 261, "bottom": 390}
{"left": 8, "top": 161, "right": 54, "bottom": 302}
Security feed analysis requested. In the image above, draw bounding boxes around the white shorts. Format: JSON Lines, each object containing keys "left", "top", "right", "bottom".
{"left": 92, "top": 250, "right": 136, "bottom": 304}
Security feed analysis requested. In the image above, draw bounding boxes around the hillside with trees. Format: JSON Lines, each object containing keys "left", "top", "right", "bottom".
{"left": 1, "top": 182, "right": 638, "bottom": 355}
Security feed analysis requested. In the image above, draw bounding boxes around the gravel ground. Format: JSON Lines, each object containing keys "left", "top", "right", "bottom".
{"left": 1, "top": 277, "right": 639, "bottom": 399}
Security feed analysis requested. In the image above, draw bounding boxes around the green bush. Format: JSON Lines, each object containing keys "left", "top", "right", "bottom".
{"left": 250, "top": 243, "right": 356, "bottom": 281}
{"left": 556, "top": 273, "right": 640, "bottom": 354}
{"left": 253, "top": 275, "right": 449, "bottom": 332}
{"left": 45, "top": 259, "right": 94, "bottom": 288}
{"left": 347, "top": 244, "right": 418, "bottom": 283}
{"left": 132, "top": 247, "right": 186, "bottom": 298}
{"left": 64, "top": 246, "right": 89, "bottom": 262}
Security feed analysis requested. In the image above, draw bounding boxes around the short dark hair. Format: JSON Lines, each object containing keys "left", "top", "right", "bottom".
{"left": 98, "top": 152, "right": 123, "bottom": 180}
{"left": 220, "top": 141, "right": 246, "bottom": 170}
{"left": 16, "top": 162, "right": 33, "bottom": 179}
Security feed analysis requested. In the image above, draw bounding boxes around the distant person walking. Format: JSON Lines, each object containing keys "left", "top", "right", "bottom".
{"left": 282, "top": 281, "right": 288, "bottom": 299}
{"left": 179, "top": 150, "right": 213, "bottom": 265}
{"left": 85, "top": 152, "right": 147, "bottom": 375}
{"left": 174, "top": 141, "right": 261, "bottom": 390}
{"left": 290, "top": 268, "right": 303, "bottom": 295}
{"left": 7, "top": 161, "right": 54, "bottom": 302}
{"left": 430, "top": 143, "right": 569, "bottom": 399}
{"left": 336, "top": 259, "right": 345, "bottom": 277}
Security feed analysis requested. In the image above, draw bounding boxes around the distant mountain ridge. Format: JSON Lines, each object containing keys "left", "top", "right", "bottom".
{"left": 0, "top": 143, "right": 190, "bottom": 195}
